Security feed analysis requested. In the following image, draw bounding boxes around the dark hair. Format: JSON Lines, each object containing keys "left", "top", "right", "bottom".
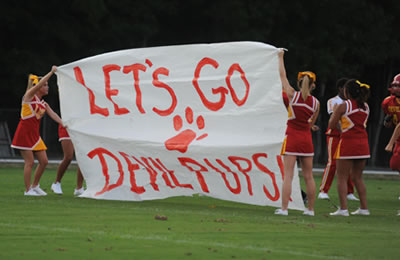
{"left": 336, "top": 77, "right": 348, "bottom": 90}
{"left": 343, "top": 79, "right": 370, "bottom": 109}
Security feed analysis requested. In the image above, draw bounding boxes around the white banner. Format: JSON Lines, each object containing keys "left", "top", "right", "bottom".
{"left": 56, "top": 41, "right": 305, "bottom": 210}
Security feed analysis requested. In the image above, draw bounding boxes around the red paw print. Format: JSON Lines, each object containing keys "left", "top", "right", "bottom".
{"left": 165, "top": 107, "right": 208, "bottom": 153}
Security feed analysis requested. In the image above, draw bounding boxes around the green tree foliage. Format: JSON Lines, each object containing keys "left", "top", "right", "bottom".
{"left": 2, "top": 0, "right": 400, "bottom": 166}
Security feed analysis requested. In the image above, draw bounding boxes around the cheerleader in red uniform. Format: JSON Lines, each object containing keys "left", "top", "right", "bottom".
{"left": 51, "top": 125, "right": 85, "bottom": 196}
{"left": 318, "top": 78, "right": 358, "bottom": 201}
{"left": 11, "top": 66, "right": 63, "bottom": 196}
{"left": 329, "top": 79, "right": 370, "bottom": 216}
{"left": 275, "top": 49, "right": 320, "bottom": 216}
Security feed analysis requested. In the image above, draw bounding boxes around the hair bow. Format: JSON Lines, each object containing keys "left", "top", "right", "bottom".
{"left": 29, "top": 75, "right": 39, "bottom": 85}
{"left": 297, "top": 71, "right": 316, "bottom": 82}
{"left": 356, "top": 80, "right": 370, "bottom": 89}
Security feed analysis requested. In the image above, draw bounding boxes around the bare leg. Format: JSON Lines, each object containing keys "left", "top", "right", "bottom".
{"left": 336, "top": 159, "right": 351, "bottom": 210}
{"left": 76, "top": 167, "right": 84, "bottom": 189}
{"left": 20, "top": 150, "right": 35, "bottom": 192}
{"left": 32, "top": 150, "right": 48, "bottom": 187}
{"left": 350, "top": 159, "right": 367, "bottom": 209}
{"left": 281, "top": 155, "right": 297, "bottom": 210}
{"left": 299, "top": 156, "right": 315, "bottom": 210}
{"left": 55, "top": 140, "right": 74, "bottom": 183}
{"left": 347, "top": 177, "right": 355, "bottom": 194}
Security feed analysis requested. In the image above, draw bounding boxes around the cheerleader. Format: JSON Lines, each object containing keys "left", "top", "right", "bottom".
{"left": 11, "top": 66, "right": 63, "bottom": 196}
{"left": 329, "top": 79, "right": 371, "bottom": 216}
{"left": 275, "top": 49, "right": 320, "bottom": 216}
{"left": 51, "top": 125, "right": 85, "bottom": 196}
{"left": 318, "top": 78, "right": 358, "bottom": 201}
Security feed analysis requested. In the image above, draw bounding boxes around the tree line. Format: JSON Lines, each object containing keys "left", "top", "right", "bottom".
{"left": 1, "top": 0, "right": 400, "bottom": 167}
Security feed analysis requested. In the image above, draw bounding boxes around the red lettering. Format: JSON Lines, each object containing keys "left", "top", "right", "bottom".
{"left": 152, "top": 67, "right": 177, "bottom": 116}
{"left": 178, "top": 157, "right": 209, "bottom": 193}
{"left": 123, "top": 64, "right": 147, "bottom": 114}
{"left": 130, "top": 156, "right": 159, "bottom": 191}
{"left": 204, "top": 159, "right": 241, "bottom": 194}
{"left": 84, "top": 149, "right": 287, "bottom": 203}
{"left": 155, "top": 158, "right": 193, "bottom": 189}
{"left": 73, "top": 66, "right": 109, "bottom": 116}
{"left": 87, "top": 148, "right": 124, "bottom": 196}
{"left": 252, "top": 153, "right": 280, "bottom": 201}
{"left": 148, "top": 158, "right": 175, "bottom": 189}
{"left": 192, "top": 57, "right": 228, "bottom": 111}
{"left": 228, "top": 156, "right": 253, "bottom": 195}
{"left": 225, "top": 63, "right": 250, "bottom": 106}
{"left": 145, "top": 59, "right": 153, "bottom": 67}
{"left": 103, "top": 64, "right": 129, "bottom": 115}
{"left": 119, "top": 152, "right": 145, "bottom": 194}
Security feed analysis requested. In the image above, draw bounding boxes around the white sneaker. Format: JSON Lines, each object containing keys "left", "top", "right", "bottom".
{"left": 347, "top": 193, "right": 359, "bottom": 201}
{"left": 74, "top": 187, "right": 85, "bottom": 196}
{"left": 398, "top": 196, "right": 400, "bottom": 200}
{"left": 303, "top": 209, "right": 315, "bottom": 216}
{"left": 318, "top": 192, "right": 330, "bottom": 200}
{"left": 397, "top": 210, "right": 400, "bottom": 216}
{"left": 351, "top": 208, "right": 370, "bottom": 215}
{"left": 51, "top": 182, "right": 63, "bottom": 194}
{"left": 24, "top": 188, "right": 40, "bottom": 196}
{"left": 330, "top": 209, "right": 349, "bottom": 216}
{"left": 274, "top": 209, "right": 288, "bottom": 216}
{"left": 31, "top": 185, "right": 47, "bottom": 196}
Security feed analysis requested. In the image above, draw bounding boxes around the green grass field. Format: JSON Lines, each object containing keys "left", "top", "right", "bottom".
{"left": 0, "top": 166, "right": 399, "bottom": 259}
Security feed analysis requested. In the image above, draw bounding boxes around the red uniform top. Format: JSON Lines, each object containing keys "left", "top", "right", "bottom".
{"left": 286, "top": 92, "right": 319, "bottom": 130}
{"left": 281, "top": 91, "right": 319, "bottom": 156}
{"left": 382, "top": 95, "right": 400, "bottom": 170}
{"left": 11, "top": 95, "right": 47, "bottom": 151}
{"left": 382, "top": 95, "right": 400, "bottom": 127}
{"left": 334, "top": 99, "right": 370, "bottom": 159}
{"left": 382, "top": 95, "right": 400, "bottom": 119}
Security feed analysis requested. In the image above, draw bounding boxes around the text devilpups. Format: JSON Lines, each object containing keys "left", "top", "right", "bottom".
{"left": 56, "top": 41, "right": 305, "bottom": 210}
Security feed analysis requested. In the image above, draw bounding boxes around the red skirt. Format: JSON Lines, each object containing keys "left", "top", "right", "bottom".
{"left": 334, "top": 137, "right": 370, "bottom": 159}
{"left": 11, "top": 118, "right": 47, "bottom": 151}
{"left": 281, "top": 127, "right": 313, "bottom": 156}
{"left": 58, "top": 125, "right": 70, "bottom": 141}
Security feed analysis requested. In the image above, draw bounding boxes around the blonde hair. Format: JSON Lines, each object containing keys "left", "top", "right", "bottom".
{"left": 297, "top": 75, "right": 313, "bottom": 101}
{"left": 297, "top": 76, "right": 312, "bottom": 101}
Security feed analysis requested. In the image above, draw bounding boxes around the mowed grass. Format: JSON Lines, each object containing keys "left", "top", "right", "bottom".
{"left": 0, "top": 166, "right": 399, "bottom": 260}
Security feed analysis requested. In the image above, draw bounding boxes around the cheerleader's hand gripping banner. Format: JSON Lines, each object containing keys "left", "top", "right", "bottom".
{"left": 56, "top": 41, "right": 305, "bottom": 210}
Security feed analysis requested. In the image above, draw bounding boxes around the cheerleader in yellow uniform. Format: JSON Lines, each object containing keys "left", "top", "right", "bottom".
{"left": 11, "top": 66, "right": 63, "bottom": 196}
